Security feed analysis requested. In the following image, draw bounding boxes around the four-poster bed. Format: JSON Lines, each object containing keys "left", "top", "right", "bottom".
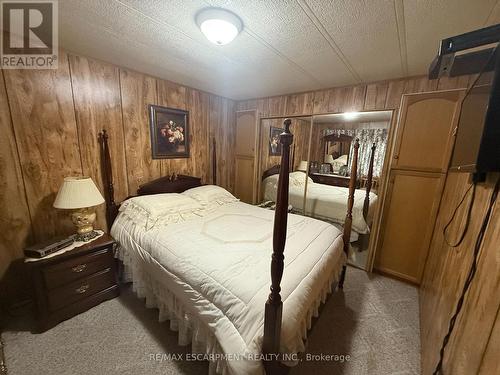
{"left": 98, "top": 118, "right": 359, "bottom": 375}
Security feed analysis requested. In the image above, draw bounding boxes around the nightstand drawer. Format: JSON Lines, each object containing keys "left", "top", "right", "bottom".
{"left": 43, "top": 247, "right": 113, "bottom": 289}
{"left": 47, "top": 268, "right": 116, "bottom": 312}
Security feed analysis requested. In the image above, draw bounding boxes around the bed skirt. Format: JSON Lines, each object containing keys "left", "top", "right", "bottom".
{"left": 116, "top": 243, "right": 345, "bottom": 375}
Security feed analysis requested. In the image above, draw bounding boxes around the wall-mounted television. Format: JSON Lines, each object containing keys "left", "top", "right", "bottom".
{"left": 450, "top": 47, "right": 500, "bottom": 175}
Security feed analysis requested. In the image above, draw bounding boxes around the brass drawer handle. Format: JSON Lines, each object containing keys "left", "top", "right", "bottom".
{"left": 75, "top": 284, "right": 90, "bottom": 294}
{"left": 72, "top": 264, "right": 87, "bottom": 273}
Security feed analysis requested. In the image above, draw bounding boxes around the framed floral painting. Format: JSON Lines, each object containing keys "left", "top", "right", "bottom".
{"left": 269, "top": 126, "right": 282, "bottom": 156}
{"left": 149, "top": 105, "right": 189, "bottom": 159}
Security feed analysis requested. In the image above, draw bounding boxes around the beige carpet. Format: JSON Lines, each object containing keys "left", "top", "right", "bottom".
{"left": 1, "top": 268, "right": 420, "bottom": 375}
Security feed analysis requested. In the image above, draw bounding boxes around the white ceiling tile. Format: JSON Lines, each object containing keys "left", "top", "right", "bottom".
{"left": 404, "top": 0, "right": 498, "bottom": 76}
{"left": 305, "top": 0, "right": 404, "bottom": 82}
{"left": 207, "top": 0, "right": 356, "bottom": 85}
{"left": 119, "top": 0, "right": 355, "bottom": 86}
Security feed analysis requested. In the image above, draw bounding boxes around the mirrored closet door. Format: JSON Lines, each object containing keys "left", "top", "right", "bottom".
{"left": 257, "top": 110, "right": 394, "bottom": 271}
{"left": 306, "top": 111, "right": 393, "bottom": 269}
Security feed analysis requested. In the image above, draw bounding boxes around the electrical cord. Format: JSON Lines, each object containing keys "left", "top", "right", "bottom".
{"left": 433, "top": 176, "right": 500, "bottom": 375}
{"left": 443, "top": 183, "right": 476, "bottom": 248}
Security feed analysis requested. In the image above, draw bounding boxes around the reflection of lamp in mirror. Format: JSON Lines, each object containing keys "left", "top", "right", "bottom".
{"left": 297, "top": 160, "right": 308, "bottom": 172}
{"left": 53, "top": 177, "right": 105, "bottom": 242}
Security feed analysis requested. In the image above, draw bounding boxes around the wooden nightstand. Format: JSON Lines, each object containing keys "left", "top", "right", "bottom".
{"left": 28, "top": 233, "right": 119, "bottom": 332}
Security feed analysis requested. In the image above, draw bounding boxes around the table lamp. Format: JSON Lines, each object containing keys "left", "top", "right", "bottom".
{"left": 324, "top": 154, "right": 335, "bottom": 164}
{"left": 53, "top": 177, "right": 105, "bottom": 241}
{"left": 297, "top": 160, "right": 308, "bottom": 172}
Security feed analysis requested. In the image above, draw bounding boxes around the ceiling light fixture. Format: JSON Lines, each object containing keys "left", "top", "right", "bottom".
{"left": 343, "top": 112, "right": 359, "bottom": 120}
{"left": 196, "top": 8, "right": 243, "bottom": 46}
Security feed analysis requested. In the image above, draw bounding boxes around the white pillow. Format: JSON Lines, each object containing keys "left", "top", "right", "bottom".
{"left": 264, "top": 172, "right": 312, "bottom": 188}
{"left": 182, "top": 185, "right": 239, "bottom": 211}
{"left": 119, "top": 193, "right": 204, "bottom": 230}
{"left": 289, "top": 171, "right": 313, "bottom": 186}
{"left": 334, "top": 155, "right": 348, "bottom": 164}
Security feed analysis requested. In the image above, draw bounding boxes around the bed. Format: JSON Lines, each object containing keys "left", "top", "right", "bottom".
{"left": 98, "top": 119, "right": 360, "bottom": 375}
{"left": 262, "top": 143, "right": 377, "bottom": 235}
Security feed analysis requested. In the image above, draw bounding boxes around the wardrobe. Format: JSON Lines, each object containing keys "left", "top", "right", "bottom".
{"left": 374, "top": 89, "right": 465, "bottom": 284}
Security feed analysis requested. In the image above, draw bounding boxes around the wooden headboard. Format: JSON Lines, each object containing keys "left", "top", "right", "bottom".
{"left": 98, "top": 129, "right": 215, "bottom": 231}
{"left": 262, "top": 165, "right": 281, "bottom": 181}
{"left": 137, "top": 174, "right": 201, "bottom": 195}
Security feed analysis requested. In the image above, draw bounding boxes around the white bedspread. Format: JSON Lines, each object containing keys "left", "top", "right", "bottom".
{"left": 111, "top": 201, "right": 344, "bottom": 375}
{"left": 263, "top": 177, "right": 378, "bottom": 234}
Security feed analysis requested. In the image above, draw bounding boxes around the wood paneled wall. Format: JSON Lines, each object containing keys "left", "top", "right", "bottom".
{"left": 420, "top": 172, "right": 499, "bottom": 375}
{"left": 0, "top": 50, "right": 236, "bottom": 300}
{"left": 259, "top": 118, "right": 310, "bottom": 178}
{"left": 291, "top": 119, "right": 311, "bottom": 171}
{"left": 237, "top": 75, "right": 473, "bottom": 116}
{"left": 0, "top": 70, "right": 32, "bottom": 285}
{"left": 308, "top": 123, "right": 333, "bottom": 165}
{"left": 237, "top": 73, "right": 499, "bottom": 374}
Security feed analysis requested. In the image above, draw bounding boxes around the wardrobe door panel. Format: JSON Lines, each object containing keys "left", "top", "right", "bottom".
{"left": 375, "top": 170, "right": 445, "bottom": 283}
{"left": 392, "top": 91, "right": 463, "bottom": 172}
{"left": 235, "top": 157, "right": 255, "bottom": 204}
{"left": 235, "top": 111, "right": 258, "bottom": 204}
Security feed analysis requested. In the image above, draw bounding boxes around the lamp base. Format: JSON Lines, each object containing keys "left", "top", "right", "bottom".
{"left": 74, "top": 230, "right": 99, "bottom": 242}
{"left": 71, "top": 208, "right": 98, "bottom": 242}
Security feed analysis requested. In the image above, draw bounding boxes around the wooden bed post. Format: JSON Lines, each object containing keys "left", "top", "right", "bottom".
{"left": 98, "top": 130, "right": 118, "bottom": 231}
{"left": 363, "top": 143, "right": 376, "bottom": 220}
{"left": 338, "top": 139, "right": 360, "bottom": 289}
{"left": 262, "top": 119, "right": 293, "bottom": 370}
{"left": 212, "top": 137, "right": 217, "bottom": 185}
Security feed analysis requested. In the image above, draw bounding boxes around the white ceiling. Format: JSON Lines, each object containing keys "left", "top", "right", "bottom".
{"left": 58, "top": 0, "right": 500, "bottom": 100}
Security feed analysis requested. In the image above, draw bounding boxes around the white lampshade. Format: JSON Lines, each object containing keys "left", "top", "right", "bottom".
{"left": 325, "top": 154, "right": 335, "bottom": 164}
{"left": 297, "top": 160, "right": 308, "bottom": 172}
{"left": 53, "top": 177, "right": 105, "bottom": 209}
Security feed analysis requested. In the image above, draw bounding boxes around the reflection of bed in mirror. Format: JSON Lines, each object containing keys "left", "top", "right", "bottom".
{"left": 263, "top": 171, "right": 377, "bottom": 234}
{"left": 261, "top": 142, "right": 378, "bottom": 235}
